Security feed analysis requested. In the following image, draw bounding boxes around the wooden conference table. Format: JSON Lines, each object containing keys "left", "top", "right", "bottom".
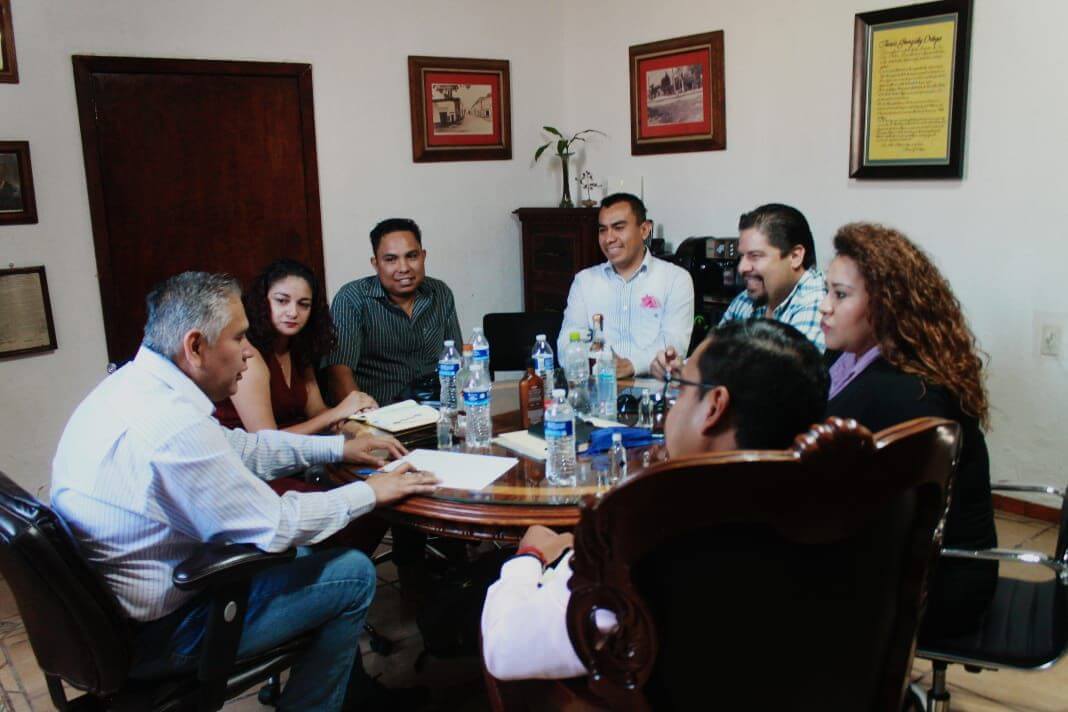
{"left": 331, "top": 384, "right": 663, "bottom": 544}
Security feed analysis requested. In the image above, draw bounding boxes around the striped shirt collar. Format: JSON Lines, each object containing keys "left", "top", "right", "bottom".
{"left": 366, "top": 275, "right": 432, "bottom": 302}
{"left": 133, "top": 345, "right": 214, "bottom": 416}
{"left": 600, "top": 246, "right": 652, "bottom": 281}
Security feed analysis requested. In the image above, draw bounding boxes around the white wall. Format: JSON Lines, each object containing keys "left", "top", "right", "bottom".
{"left": 560, "top": 0, "right": 1068, "bottom": 498}
{"left": 0, "top": 0, "right": 564, "bottom": 495}
{"left": 3, "top": 0, "right": 1066, "bottom": 501}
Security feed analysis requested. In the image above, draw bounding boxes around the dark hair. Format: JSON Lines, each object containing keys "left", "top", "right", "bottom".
{"left": 833, "top": 222, "right": 989, "bottom": 428}
{"left": 696, "top": 319, "right": 828, "bottom": 449}
{"left": 601, "top": 192, "right": 648, "bottom": 223}
{"left": 738, "top": 203, "right": 816, "bottom": 269}
{"left": 370, "top": 218, "right": 422, "bottom": 255}
{"left": 243, "top": 259, "right": 336, "bottom": 370}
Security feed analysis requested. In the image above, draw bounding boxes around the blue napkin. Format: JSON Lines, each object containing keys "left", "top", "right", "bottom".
{"left": 586, "top": 427, "right": 656, "bottom": 454}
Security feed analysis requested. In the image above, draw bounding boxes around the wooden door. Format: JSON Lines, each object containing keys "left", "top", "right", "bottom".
{"left": 73, "top": 56, "right": 325, "bottom": 364}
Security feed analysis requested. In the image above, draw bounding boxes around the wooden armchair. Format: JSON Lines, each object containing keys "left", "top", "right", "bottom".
{"left": 486, "top": 416, "right": 962, "bottom": 711}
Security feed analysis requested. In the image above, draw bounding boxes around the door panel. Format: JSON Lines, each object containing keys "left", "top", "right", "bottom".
{"left": 73, "top": 57, "right": 324, "bottom": 363}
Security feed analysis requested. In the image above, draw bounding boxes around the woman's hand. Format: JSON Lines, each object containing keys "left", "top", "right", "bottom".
{"left": 341, "top": 434, "right": 407, "bottom": 468}
{"left": 330, "top": 391, "right": 379, "bottom": 424}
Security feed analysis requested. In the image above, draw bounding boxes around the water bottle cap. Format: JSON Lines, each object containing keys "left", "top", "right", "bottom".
{"left": 552, "top": 388, "right": 565, "bottom": 398}
{"left": 473, "top": 327, "right": 483, "bottom": 335}
{"left": 536, "top": 334, "right": 546, "bottom": 341}
{"left": 569, "top": 331, "right": 581, "bottom": 342}
{"left": 612, "top": 432, "right": 623, "bottom": 443}
{"left": 444, "top": 339, "right": 454, "bottom": 347}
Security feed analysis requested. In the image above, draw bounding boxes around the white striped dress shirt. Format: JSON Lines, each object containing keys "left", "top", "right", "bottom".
{"left": 557, "top": 250, "right": 695, "bottom": 374}
{"left": 51, "top": 347, "right": 375, "bottom": 622}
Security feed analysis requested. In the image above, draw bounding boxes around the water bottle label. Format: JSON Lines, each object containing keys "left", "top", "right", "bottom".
{"left": 463, "top": 390, "right": 490, "bottom": 407}
{"left": 544, "top": 419, "right": 574, "bottom": 439}
{"left": 534, "top": 354, "right": 554, "bottom": 373}
{"left": 598, "top": 372, "right": 616, "bottom": 385}
{"left": 438, "top": 362, "right": 459, "bottom": 377}
{"left": 472, "top": 347, "right": 489, "bottom": 363}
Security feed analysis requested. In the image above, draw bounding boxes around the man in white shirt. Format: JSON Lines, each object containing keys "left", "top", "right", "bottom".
{"left": 52, "top": 271, "right": 438, "bottom": 712}
{"left": 557, "top": 193, "right": 694, "bottom": 378}
{"left": 481, "top": 319, "right": 828, "bottom": 681}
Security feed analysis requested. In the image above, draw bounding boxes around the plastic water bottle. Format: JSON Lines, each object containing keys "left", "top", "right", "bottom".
{"left": 593, "top": 346, "right": 617, "bottom": 420}
{"left": 637, "top": 388, "right": 653, "bottom": 429}
{"left": 438, "top": 340, "right": 461, "bottom": 411}
{"left": 609, "top": 432, "right": 628, "bottom": 485}
{"left": 463, "top": 361, "right": 492, "bottom": 447}
{"left": 545, "top": 389, "right": 577, "bottom": 486}
{"left": 437, "top": 408, "right": 453, "bottom": 449}
{"left": 532, "top": 334, "right": 555, "bottom": 398}
{"left": 564, "top": 331, "right": 591, "bottom": 417}
{"left": 564, "top": 331, "right": 589, "bottom": 384}
{"left": 471, "top": 327, "right": 490, "bottom": 371}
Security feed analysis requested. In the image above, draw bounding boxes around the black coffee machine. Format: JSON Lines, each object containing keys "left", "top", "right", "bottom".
{"left": 670, "top": 236, "right": 743, "bottom": 352}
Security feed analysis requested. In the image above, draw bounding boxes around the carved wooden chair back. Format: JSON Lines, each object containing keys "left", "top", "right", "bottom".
{"left": 565, "top": 416, "right": 961, "bottom": 711}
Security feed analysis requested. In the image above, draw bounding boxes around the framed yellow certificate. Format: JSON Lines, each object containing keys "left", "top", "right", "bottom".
{"left": 849, "top": 0, "right": 972, "bottom": 178}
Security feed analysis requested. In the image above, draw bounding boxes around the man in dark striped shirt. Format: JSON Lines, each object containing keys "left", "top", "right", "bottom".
{"left": 326, "top": 218, "right": 463, "bottom": 407}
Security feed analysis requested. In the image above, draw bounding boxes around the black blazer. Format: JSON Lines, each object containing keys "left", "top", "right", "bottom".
{"left": 826, "top": 357, "right": 997, "bottom": 635}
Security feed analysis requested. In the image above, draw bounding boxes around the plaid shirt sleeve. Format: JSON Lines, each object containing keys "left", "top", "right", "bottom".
{"left": 779, "top": 273, "right": 826, "bottom": 352}
{"left": 719, "top": 291, "right": 752, "bottom": 325}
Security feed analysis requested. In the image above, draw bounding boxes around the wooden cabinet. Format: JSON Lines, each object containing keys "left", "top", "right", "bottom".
{"left": 514, "top": 207, "right": 602, "bottom": 312}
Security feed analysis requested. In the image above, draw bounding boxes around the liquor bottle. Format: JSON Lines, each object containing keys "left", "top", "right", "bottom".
{"left": 519, "top": 363, "right": 545, "bottom": 428}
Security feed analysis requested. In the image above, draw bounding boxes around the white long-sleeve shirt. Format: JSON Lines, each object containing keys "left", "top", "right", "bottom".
{"left": 557, "top": 250, "right": 695, "bottom": 374}
{"left": 51, "top": 346, "right": 376, "bottom": 621}
{"left": 481, "top": 552, "right": 617, "bottom": 680}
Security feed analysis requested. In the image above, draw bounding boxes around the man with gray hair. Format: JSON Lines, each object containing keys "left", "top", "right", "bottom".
{"left": 52, "top": 271, "right": 438, "bottom": 711}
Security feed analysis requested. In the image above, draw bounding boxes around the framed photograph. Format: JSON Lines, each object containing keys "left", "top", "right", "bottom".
{"left": 407, "top": 55, "right": 511, "bottom": 163}
{"left": 0, "top": 141, "right": 37, "bottom": 225}
{"left": 629, "top": 30, "right": 726, "bottom": 156}
{"left": 0, "top": 266, "right": 58, "bottom": 358}
{"left": 849, "top": 0, "right": 973, "bottom": 178}
{"left": 0, "top": 0, "right": 18, "bottom": 84}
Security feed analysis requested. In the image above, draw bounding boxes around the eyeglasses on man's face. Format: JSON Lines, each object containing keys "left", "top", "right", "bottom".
{"left": 660, "top": 371, "right": 718, "bottom": 401}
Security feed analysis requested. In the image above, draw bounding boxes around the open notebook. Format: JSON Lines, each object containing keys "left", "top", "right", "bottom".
{"left": 349, "top": 400, "right": 439, "bottom": 433}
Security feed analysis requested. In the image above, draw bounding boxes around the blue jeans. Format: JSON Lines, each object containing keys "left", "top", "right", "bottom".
{"left": 130, "top": 547, "right": 376, "bottom": 712}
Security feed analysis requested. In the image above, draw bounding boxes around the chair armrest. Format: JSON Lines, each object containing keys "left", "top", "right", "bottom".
{"left": 941, "top": 546, "right": 1068, "bottom": 582}
{"left": 991, "top": 482, "right": 1065, "bottom": 499}
{"left": 173, "top": 542, "right": 296, "bottom": 591}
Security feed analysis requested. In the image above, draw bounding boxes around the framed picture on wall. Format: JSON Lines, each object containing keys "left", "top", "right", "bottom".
{"left": 0, "top": 266, "right": 58, "bottom": 358}
{"left": 407, "top": 55, "right": 512, "bottom": 163}
{"left": 0, "top": 141, "right": 37, "bottom": 225}
{"left": 849, "top": 0, "right": 973, "bottom": 178}
{"left": 629, "top": 30, "right": 726, "bottom": 156}
{"left": 0, "top": 0, "right": 18, "bottom": 84}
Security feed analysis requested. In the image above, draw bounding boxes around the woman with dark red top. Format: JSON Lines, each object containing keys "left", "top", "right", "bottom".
{"left": 215, "top": 260, "right": 374, "bottom": 433}
{"left": 215, "top": 260, "right": 386, "bottom": 555}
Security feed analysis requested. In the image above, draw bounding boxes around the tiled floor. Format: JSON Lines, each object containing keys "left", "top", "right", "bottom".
{"left": 1, "top": 514, "right": 1065, "bottom": 711}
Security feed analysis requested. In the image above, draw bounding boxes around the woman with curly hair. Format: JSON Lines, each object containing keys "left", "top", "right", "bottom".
{"left": 820, "top": 222, "right": 996, "bottom": 636}
{"left": 215, "top": 259, "right": 374, "bottom": 433}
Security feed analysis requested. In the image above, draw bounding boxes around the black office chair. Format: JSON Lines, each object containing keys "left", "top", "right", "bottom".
{"left": 914, "top": 482, "right": 1068, "bottom": 712}
{"left": 0, "top": 470, "right": 315, "bottom": 711}
{"left": 483, "top": 311, "right": 564, "bottom": 381}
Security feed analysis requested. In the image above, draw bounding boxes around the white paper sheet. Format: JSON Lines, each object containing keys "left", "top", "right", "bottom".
{"left": 348, "top": 400, "right": 439, "bottom": 432}
{"left": 382, "top": 449, "right": 518, "bottom": 490}
{"left": 494, "top": 430, "right": 548, "bottom": 461}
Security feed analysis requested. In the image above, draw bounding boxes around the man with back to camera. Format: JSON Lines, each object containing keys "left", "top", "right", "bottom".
{"left": 325, "top": 217, "right": 463, "bottom": 408}
{"left": 481, "top": 319, "right": 829, "bottom": 680}
{"left": 51, "top": 271, "right": 439, "bottom": 711}
{"left": 558, "top": 193, "right": 695, "bottom": 378}
{"left": 651, "top": 202, "right": 825, "bottom": 379}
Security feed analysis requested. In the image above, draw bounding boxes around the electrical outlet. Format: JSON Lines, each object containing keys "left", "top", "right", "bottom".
{"left": 1041, "top": 324, "right": 1063, "bottom": 357}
